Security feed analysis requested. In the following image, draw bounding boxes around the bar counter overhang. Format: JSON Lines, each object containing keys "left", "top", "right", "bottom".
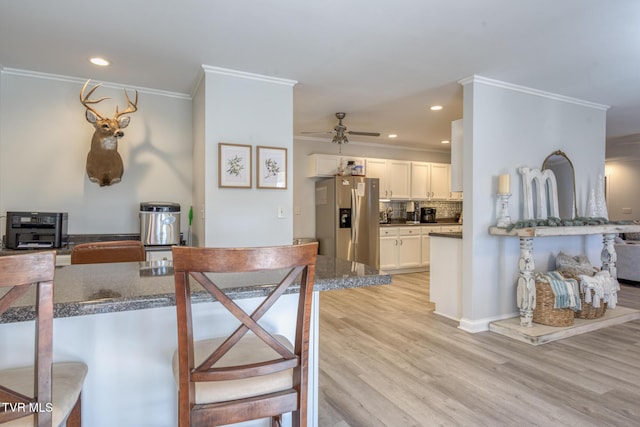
{"left": 0, "top": 255, "right": 391, "bottom": 427}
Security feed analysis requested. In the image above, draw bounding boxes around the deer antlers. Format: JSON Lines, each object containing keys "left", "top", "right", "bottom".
{"left": 79, "top": 80, "right": 138, "bottom": 120}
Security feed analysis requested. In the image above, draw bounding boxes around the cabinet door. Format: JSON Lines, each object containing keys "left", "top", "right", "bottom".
{"left": 366, "top": 158, "right": 388, "bottom": 199}
{"left": 398, "top": 235, "right": 421, "bottom": 268}
{"left": 380, "top": 235, "right": 398, "bottom": 270}
{"left": 146, "top": 250, "right": 173, "bottom": 261}
{"left": 430, "top": 163, "right": 451, "bottom": 199}
{"left": 410, "top": 162, "right": 430, "bottom": 199}
{"left": 421, "top": 235, "right": 430, "bottom": 266}
{"left": 307, "top": 154, "right": 340, "bottom": 177}
{"left": 387, "top": 160, "right": 411, "bottom": 199}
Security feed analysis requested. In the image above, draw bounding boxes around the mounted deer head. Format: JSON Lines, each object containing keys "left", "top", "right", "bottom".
{"left": 79, "top": 79, "right": 138, "bottom": 186}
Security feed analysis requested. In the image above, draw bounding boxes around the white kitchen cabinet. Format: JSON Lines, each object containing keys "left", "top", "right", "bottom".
{"left": 366, "top": 158, "right": 389, "bottom": 199}
{"left": 146, "top": 250, "right": 172, "bottom": 261}
{"left": 366, "top": 158, "right": 410, "bottom": 199}
{"left": 397, "top": 228, "right": 421, "bottom": 268}
{"left": 307, "top": 154, "right": 365, "bottom": 177}
{"left": 420, "top": 226, "right": 441, "bottom": 266}
{"left": 379, "top": 227, "right": 422, "bottom": 270}
{"left": 430, "top": 163, "right": 451, "bottom": 200}
{"left": 56, "top": 254, "right": 71, "bottom": 266}
{"left": 410, "top": 162, "right": 453, "bottom": 200}
{"left": 410, "top": 162, "right": 430, "bottom": 199}
{"left": 379, "top": 228, "right": 399, "bottom": 270}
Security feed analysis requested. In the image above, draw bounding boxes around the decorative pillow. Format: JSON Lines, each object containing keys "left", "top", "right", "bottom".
{"left": 555, "top": 252, "right": 596, "bottom": 277}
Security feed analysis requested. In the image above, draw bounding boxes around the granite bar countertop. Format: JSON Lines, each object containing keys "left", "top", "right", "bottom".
{"left": 0, "top": 255, "right": 391, "bottom": 324}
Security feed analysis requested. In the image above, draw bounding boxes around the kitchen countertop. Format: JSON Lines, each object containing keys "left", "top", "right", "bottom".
{"left": 0, "top": 254, "right": 391, "bottom": 323}
{"left": 429, "top": 231, "right": 463, "bottom": 239}
{"left": 380, "top": 221, "right": 461, "bottom": 227}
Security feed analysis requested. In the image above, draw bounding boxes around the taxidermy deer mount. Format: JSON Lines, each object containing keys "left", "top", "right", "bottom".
{"left": 79, "top": 79, "right": 138, "bottom": 186}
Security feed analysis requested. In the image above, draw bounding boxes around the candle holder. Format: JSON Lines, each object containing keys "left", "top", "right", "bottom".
{"left": 496, "top": 193, "right": 512, "bottom": 228}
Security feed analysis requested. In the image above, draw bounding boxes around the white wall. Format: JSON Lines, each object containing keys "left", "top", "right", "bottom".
{"left": 293, "top": 137, "right": 451, "bottom": 238}
{"left": 459, "top": 76, "right": 608, "bottom": 331}
{"left": 605, "top": 159, "right": 640, "bottom": 221}
{"left": 0, "top": 70, "right": 193, "bottom": 235}
{"left": 195, "top": 66, "right": 296, "bottom": 247}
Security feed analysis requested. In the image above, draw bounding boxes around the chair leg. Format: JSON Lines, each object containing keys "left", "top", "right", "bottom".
{"left": 271, "top": 414, "right": 283, "bottom": 427}
{"left": 66, "top": 394, "right": 82, "bottom": 427}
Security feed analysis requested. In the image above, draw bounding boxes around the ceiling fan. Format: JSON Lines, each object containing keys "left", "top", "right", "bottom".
{"left": 302, "top": 112, "right": 380, "bottom": 145}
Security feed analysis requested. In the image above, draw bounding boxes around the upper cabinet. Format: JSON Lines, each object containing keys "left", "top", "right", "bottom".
{"left": 411, "top": 162, "right": 452, "bottom": 200}
{"left": 308, "top": 154, "right": 460, "bottom": 200}
{"left": 366, "top": 158, "right": 410, "bottom": 199}
{"left": 307, "top": 154, "right": 364, "bottom": 178}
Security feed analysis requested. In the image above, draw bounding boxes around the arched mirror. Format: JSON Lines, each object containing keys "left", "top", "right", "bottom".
{"left": 542, "top": 150, "right": 578, "bottom": 219}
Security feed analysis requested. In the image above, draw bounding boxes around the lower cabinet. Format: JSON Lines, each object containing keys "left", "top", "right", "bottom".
{"left": 397, "top": 228, "right": 421, "bottom": 268}
{"left": 381, "top": 225, "right": 462, "bottom": 272}
{"left": 146, "top": 250, "right": 172, "bottom": 261}
{"left": 381, "top": 227, "right": 421, "bottom": 270}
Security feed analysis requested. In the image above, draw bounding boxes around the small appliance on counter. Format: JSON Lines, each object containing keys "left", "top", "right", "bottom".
{"left": 406, "top": 202, "right": 420, "bottom": 224}
{"left": 4, "top": 211, "right": 68, "bottom": 249}
{"left": 420, "top": 207, "right": 437, "bottom": 223}
{"left": 139, "top": 202, "right": 181, "bottom": 247}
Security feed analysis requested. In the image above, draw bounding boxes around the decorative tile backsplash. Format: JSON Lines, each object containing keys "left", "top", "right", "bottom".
{"left": 380, "top": 200, "right": 463, "bottom": 220}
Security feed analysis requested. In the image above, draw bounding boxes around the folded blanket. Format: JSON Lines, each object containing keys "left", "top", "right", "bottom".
{"left": 578, "top": 270, "right": 619, "bottom": 309}
{"left": 539, "top": 271, "right": 582, "bottom": 311}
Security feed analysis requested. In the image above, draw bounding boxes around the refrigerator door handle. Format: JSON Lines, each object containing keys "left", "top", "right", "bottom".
{"left": 351, "top": 188, "right": 358, "bottom": 246}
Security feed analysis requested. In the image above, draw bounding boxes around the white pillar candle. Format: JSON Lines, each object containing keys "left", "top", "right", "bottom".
{"left": 498, "top": 173, "right": 511, "bottom": 194}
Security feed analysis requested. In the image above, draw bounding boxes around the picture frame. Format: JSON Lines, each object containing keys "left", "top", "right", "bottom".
{"left": 218, "top": 143, "right": 252, "bottom": 188}
{"left": 257, "top": 146, "right": 287, "bottom": 189}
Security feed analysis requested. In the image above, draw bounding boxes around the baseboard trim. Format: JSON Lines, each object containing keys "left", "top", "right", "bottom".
{"left": 458, "top": 312, "right": 519, "bottom": 333}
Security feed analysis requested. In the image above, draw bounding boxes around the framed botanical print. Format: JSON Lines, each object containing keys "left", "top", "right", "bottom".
{"left": 257, "top": 146, "right": 287, "bottom": 189}
{"left": 218, "top": 143, "right": 252, "bottom": 188}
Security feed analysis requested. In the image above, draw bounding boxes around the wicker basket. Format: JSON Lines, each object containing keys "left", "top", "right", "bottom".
{"left": 575, "top": 290, "right": 607, "bottom": 319}
{"left": 532, "top": 279, "right": 575, "bottom": 327}
{"left": 557, "top": 270, "right": 608, "bottom": 320}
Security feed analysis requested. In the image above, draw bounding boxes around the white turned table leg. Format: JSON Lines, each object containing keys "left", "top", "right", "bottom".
{"left": 601, "top": 233, "right": 617, "bottom": 279}
{"left": 516, "top": 237, "right": 536, "bottom": 327}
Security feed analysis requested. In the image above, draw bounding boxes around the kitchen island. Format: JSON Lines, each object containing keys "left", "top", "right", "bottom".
{"left": 0, "top": 255, "right": 390, "bottom": 427}
{"left": 429, "top": 231, "right": 463, "bottom": 321}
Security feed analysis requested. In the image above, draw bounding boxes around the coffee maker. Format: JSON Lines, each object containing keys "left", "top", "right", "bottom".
{"left": 420, "top": 207, "right": 437, "bottom": 223}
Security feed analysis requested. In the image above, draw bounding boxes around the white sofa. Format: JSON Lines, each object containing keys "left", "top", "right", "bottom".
{"left": 615, "top": 238, "right": 640, "bottom": 283}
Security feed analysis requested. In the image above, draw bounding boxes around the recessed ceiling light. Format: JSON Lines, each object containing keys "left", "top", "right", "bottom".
{"left": 430, "top": 105, "right": 443, "bottom": 111}
{"left": 388, "top": 134, "right": 398, "bottom": 138}
{"left": 90, "top": 57, "right": 110, "bottom": 66}
{"left": 441, "top": 140, "right": 450, "bottom": 144}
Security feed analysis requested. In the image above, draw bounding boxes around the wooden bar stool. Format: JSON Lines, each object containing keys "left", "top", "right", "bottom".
{"left": 0, "top": 251, "right": 88, "bottom": 426}
{"left": 70, "top": 240, "right": 146, "bottom": 264}
{"left": 171, "top": 242, "right": 318, "bottom": 427}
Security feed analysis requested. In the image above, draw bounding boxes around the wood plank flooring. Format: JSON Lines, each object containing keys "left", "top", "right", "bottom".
{"left": 318, "top": 272, "right": 640, "bottom": 427}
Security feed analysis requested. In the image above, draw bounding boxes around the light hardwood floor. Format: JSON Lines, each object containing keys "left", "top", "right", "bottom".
{"left": 318, "top": 272, "right": 640, "bottom": 427}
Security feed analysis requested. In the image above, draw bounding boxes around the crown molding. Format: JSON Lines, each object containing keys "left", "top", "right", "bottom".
{"left": 295, "top": 135, "right": 450, "bottom": 154}
{"left": 202, "top": 65, "right": 297, "bottom": 87}
{"left": 0, "top": 67, "right": 192, "bottom": 100}
{"left": 458, "top": 75, "right": 609, "bottom": 111}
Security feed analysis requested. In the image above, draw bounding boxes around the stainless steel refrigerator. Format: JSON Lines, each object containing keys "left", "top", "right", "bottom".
{"left": 315, "top": 176, "right": 380, "bottom": 268}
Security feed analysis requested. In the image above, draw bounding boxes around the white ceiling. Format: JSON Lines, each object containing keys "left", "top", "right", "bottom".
{"left": 1, "top": 0, "right": 639, "bottom": 152}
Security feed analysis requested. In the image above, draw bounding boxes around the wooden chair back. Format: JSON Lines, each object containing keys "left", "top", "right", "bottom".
{"left": 0, "top": 251, "right": 56, "bottom": 426}
{"left": 172, "top": 242, "right": 318, "bottom": 427}
{"left": 70, "top": 240, "right": 146, "bottom": 264}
